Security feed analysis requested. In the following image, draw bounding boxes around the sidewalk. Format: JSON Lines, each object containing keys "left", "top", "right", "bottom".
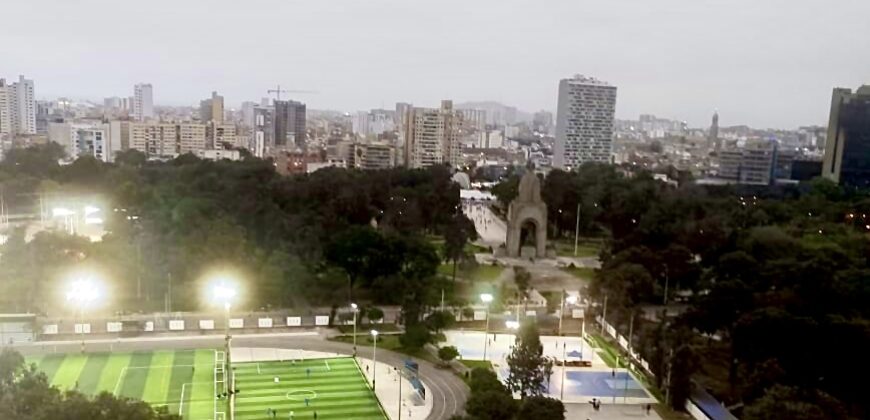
{"left": 358, "top": 356, "right": 433, "bottom": 420}
{"left": 566, "top": 403, "right": 662, "bottom": 420}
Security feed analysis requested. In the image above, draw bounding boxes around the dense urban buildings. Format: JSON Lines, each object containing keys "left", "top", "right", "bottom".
{"left": 48, "top": 121, "right": 112, "bottom": 162}
{"left": 0, "top": 75, "right": 36, "bottom": 135}
{"left": 132, "top": 83, "right": 153, "bottom": 121}
{"left": 554, "top": 75, "right": 617, "bottom": 169}
{"left": 822, "top": 85, "right": 870, "bottom": 188}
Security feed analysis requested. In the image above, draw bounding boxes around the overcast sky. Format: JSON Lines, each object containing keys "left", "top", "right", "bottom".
{"left": 2, "top": 0, "right": 868, "bottom": 128}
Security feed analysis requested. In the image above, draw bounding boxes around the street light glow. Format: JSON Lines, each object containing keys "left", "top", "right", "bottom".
{"left": 212, "top": 283, "right": 237, "bottom": 307}
{"left": 566, "top": 295, "right": 578, "bottom": 305}
{"left": 480, "top": 293, "right": 493, "bottom": 303}
{"left": 371, "top": 329, "right": 379, "bottom": 336}
{"left": 351, "top": 303, "right": 358, "bottom": 310}
{"left": 66, "top": 279, "right": 100, "bottom": 305}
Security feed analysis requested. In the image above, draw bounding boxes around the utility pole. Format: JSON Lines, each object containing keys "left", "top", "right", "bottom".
{"left": 560, "top": 342, "right": 566, "bottom": 401}
{"left": 663, "top": 264, "right": 670, "bottom": 305}
{"left": 573, "top": 202, "right": 580, "bottom": 256}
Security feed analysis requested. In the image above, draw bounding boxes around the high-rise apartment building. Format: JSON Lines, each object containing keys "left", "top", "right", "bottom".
{"left": 200, "top": 91, "right": 224, "bottom": 124}
{"left": 402, "top": 100, "right": 462, "bottom": 168}
{"left": 0, "top": 75, "right": 36, "bottom": 135}
{"left": 822, "top": 85, "right": 870, "bottom": 188}
{"left": 554, "top": 75, "right": 617, "bottom": 169}
{"left": 252, "top": 106, "right": 273, "bottom": 157}
{"left": 274, "top": 100, "right": 306, "bottom": 149}
{"left": 133, "top": 83, "right": 154, "bottom": 121}
{"left": 710, "top": 111, "right": 720, "bottom": 150}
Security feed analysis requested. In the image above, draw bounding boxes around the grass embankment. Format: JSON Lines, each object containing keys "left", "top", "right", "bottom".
{"left": 561, "top": 266, "right": 597, "bottom": 280}
{"left": 437, "top": 263, "right": 504, "bottom": 282}
{"left": 553, "top": 238, "right": 603, "bottom": 258}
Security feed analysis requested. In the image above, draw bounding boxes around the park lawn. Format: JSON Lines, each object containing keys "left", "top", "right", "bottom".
{"left": 561, "top": 266, "right": 597, "bottom": 280}
{"left": 233, "top": 358, "right": 386, "bottom": 420}
{"left": 588, "top": 334, "right": 619, "bottom": 368}
{"left": 26, "top": 349, "right": 217, "bottom": 419}
{"left": 438, "top": 263, "right": 504, "bottom": 282}
{"left": 459, "top": 360, "right": 493, "bottom": 371}
{"left": 553, "top": 238, "right": 603, "bottom": 258}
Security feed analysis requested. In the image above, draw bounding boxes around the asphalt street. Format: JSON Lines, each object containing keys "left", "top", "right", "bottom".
{"left": 16, "top": 333, "right": 468, "bottom": 420}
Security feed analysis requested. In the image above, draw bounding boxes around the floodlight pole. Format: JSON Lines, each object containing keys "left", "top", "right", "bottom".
{"left": 372, "top": 332, "right": 379, "bottom": 391}
{"left": 558, "top": 290, "right": 565, "bottom": 336}
{"left": 483, "top": 302, "right": 491, "bottom": 362}
{"left": 79, "top": 305, "right": 85, "bottom": 353}
{"left": 560, "top": 342, "right": 566, "bottom": 401}
{"left": 352, "top": 303, "right": 358, "bottom": 357}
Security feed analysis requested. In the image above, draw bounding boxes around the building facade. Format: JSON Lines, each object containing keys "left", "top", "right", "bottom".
{"left": 403, "top": 100, "right": 462, "bottom": 168}
{"left": 200, "top": 91, "right": 224, "bottom": 124}
{"left": 133, "top": 83, "right": 154, "bottom": 121}
{"left": 111, "top": 121, "right": 206, "bottom": 158}
{"left": 822, "top": 85, "right": 870, "bottom": 188}
{"left": 718, "top": 140, "right": 795, "bottom": 185}
{"left": 48, "top": 121, "right": 112, "bottom": 162}
{"left": 554, "top": 75, "right": 617, "bottom": 169}
{"left": 274, "top": 100, "right": 306, "bottom": 149}
{"left": 0, "top": 75, "right": 36, "bottom": 135}
{"left": 350, "top": 142, "right": 396, "bottom": 170}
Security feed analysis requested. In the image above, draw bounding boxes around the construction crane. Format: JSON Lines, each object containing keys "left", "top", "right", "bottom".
{"left": 267, "top": 84, "right": 318, "bottom": 101}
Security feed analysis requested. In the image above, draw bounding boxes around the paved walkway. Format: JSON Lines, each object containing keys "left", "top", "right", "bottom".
{"left": 566, "top": 403, "right": 662, "bottom": 420}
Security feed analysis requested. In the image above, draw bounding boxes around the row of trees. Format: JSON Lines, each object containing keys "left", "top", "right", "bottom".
{"left": 494, "top": 164, "right": 870, "bottom": 418}
{"left": 0, "top": 145, "right": 475, "bottom": 324}
{"left": 0, "top": 349, "right": 178, "bottom": 420}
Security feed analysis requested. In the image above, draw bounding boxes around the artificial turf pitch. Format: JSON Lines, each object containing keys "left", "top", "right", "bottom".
{"left": 233, "top": 357, "right": 387, "bottom": 420}
{"left": 26, "top": 349, "right": 218, "bottom": 419}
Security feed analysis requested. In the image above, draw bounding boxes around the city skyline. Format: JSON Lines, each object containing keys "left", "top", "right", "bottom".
{"left": 2, "top": 0, "right": 868, "bottom": 129}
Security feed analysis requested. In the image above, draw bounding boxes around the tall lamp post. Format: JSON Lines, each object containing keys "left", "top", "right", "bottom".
{"left": 212, "top": 283, "right": 237, "bottom": 396}
{"left": 66, "top": 278, "right": 100, "bottom": 353}
{"left": 351, "top": 303, "right": 359, "bottom": 357}
{"left": 558, "top": 293, "right": 578, "bottom": 337}
{"left": 371, "top": 330, "right": 379, "bottom": 391}
{"left": 480, "top": 293, "right": 493, "bottom": 361}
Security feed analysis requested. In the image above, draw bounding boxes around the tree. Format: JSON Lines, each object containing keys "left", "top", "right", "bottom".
{"left": 506, "top": 320, "right": 549, "bottom": 398}
{"left": 465, "top": 390, "right": 517, "bottom": 420}
{"left": 438, "top": 346, "right": 460, "bottom": 365}
{"left": 399, "top": 324, "right": 432, "bottom": 350}
{"left": 743, "top": 385, "right": 849, "bottom": 420}
{"left": 517, "top": 396, "right": 565, "bottom": 420}
{"left": 443, "top": 213, "right": 478, "bottom": 282}
{"left": 426, "top": 310, "right": 454, "bottom": 334}
{"left": 366, "top": 307, "right": 384, "bottom": 324}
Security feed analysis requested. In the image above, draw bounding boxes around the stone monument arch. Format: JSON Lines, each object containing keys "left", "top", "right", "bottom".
{"left": 506, "top": 169, "right": 547, "bottom": 258}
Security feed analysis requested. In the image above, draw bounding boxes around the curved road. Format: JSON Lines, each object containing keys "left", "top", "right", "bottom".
{"left": 18, "top": 334, "right": 468, "bottom": 420}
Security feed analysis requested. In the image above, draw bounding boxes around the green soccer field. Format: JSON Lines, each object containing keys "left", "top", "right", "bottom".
{"left": 26, "top": 349, "right": 219, "bottom": 419}
{"left": 233, "top": 357, "right": 387, "bottom": 420}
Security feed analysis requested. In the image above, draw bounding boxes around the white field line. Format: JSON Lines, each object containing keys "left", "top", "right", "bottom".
{"left": 325, "top": 360, "right": 331, "bottom": 371}
{"left": 179, "top": 383, "right": 187, "bottom": 416}
{"left": 113, "top": 367, "right": 128, "bottom": 395}
{"left": 257, "top": 362, "right": 261, "bottom": 374}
